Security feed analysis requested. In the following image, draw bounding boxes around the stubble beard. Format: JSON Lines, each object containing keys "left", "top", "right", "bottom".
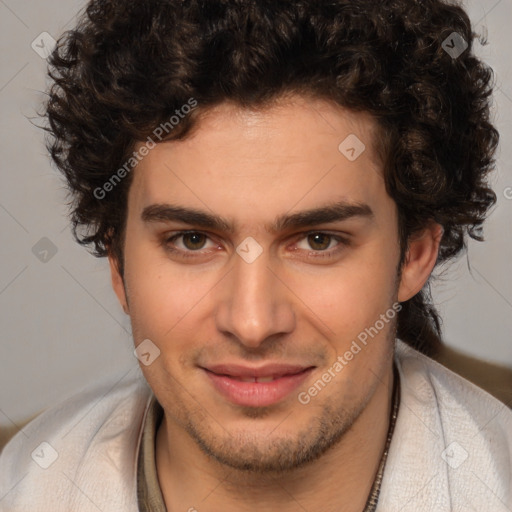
{"left": 178, "top": 380, "right": 375, "bottom": 474}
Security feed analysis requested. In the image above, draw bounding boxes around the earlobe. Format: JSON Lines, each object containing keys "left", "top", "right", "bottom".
{"left": 397, "top": 223, "right": 443, "bottom": 302}
{"left": 107, "top": 253, "right": 129, "bottom": 315}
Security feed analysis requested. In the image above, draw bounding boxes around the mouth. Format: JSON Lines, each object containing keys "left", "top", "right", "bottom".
{"left": 222, "top": 375, "right": 290, "bottom": 383}
{"left": 201, "top": 364, "right": 315, "bottom": 407}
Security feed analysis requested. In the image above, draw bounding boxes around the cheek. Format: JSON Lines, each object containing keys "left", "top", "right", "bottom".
{"left": 285, "top": 244, "right": 399, "bottom": 341}
{"left": 123, "top": 241, "right": 218, "bottom": 344}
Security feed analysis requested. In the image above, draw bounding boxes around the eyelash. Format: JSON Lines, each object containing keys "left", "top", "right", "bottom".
{"left": 162, "top": 230, "right": 350, "bottom": 261}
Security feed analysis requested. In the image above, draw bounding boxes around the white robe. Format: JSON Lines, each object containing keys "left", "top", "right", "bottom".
{"left": 0, "top": 340, "right": 511, "bottom": 511}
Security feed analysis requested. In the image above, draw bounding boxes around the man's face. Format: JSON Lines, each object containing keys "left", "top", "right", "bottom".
{"left": 111, "top": 96, "right": 412, "bottom": 472}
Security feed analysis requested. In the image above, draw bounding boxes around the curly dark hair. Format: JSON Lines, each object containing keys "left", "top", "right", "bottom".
{"left": 45, "top": 0, "right": 498, "bottom": 356}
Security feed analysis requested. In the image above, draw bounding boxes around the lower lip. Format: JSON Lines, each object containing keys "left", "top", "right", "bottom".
{"left": 203, "top": 368, "right": 314, "bottom": 407}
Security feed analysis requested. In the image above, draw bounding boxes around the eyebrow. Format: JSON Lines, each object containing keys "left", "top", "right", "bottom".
{"left": 141, "top": 200, "right": 374, "bottom": 234}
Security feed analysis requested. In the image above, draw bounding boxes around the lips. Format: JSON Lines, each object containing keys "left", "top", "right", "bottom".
{"left": 205, "top": 363, "right": 311, "bottom": 378}
{"left": 202, "top": 363, "right": 315, "bottom": 407}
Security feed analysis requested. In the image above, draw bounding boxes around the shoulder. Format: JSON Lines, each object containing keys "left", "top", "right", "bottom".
{"left": 378, "top": 340, "right": 512, "bottom": 511}
{"left": 0, "top": 368, "right": 153, "bottom": 512}
{"left": 395, "top": 339, "right": 512, "bottom": 436}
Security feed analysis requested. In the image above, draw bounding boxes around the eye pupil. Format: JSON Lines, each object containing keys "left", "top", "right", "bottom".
{"left": 308, "top": 233, "right": 330, "bottom": 251}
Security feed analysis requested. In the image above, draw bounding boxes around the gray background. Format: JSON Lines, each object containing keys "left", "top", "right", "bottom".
{"left": 0, "top": 0, "right": 511, "bottom": 430}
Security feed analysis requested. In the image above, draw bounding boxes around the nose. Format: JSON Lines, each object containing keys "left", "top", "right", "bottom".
{"left": 214, "top": 245, "right": 296, "bottom": 349}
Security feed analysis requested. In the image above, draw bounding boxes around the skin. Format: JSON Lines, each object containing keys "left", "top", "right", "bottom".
{"left": 109, "top": 95, "right": 442, "bottom": 512}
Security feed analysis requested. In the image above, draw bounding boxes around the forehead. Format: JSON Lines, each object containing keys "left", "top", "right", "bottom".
{"left": 128, "top": 96, "right": 389, "bottom": 227}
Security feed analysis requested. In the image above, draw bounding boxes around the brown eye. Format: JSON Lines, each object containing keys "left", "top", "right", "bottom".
{"left": 181, "top": 232, "right": 208, "bottom": 250}
{"left": 307, "top": 233, "right": 333, "bottom": 251}
{"left": 293, "top": 231, "right": 349, "bottom": 261}
{"left": 163, "top": 231, "right": 220, "bottom": 260}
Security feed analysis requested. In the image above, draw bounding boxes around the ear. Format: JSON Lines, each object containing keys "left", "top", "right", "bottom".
{"left": 108, "top": 252, "right": 129, "bottom": 314}
{"left": 398, "top": 223, "right": 443, "bottom": 302}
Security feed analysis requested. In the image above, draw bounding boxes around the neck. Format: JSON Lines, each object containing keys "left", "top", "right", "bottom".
{"left": 156, "top": 364, "right": 395, "bottom": 512}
